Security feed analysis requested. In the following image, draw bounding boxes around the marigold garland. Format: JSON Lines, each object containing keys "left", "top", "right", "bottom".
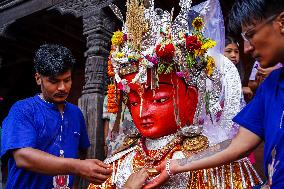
{"left": 111, "top": 31, "right": 124, "bottom": 46}
{"left": 107, "top": 84, "right": 120, "bottom": 113}
{"left": 107, "top": 59, "right": 115, "bottom": 77}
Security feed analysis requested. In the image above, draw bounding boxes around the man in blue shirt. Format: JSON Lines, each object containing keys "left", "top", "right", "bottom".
{"left": 143, "top": 0, "right": 284, "bottom": 188}
{"left": 1, "top": 44, "right": 112, "bottom": 188}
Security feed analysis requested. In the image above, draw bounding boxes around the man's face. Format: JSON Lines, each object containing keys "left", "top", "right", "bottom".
{"left": 242, "top": 13, "right": 284, "bottom": 68}
{"left": 123, "top": 72, "right": 198, "bottom": 139}
{"left": 35, "top": 70, "right": 72, "bottom": 104}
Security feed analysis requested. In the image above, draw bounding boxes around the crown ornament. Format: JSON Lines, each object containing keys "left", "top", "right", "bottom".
{"left": 107, "top": 0, "right": 221, "bottom": 123}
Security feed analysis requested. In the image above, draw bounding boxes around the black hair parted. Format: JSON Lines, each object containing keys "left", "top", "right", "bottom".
{"left": 34, "top": 44, "right": 75, "bottom": 76}
{"left": 228, "top": 0, "right": 284, "bottom": 33}
{"left": 225, "top": 35, "right": 239, "bottom": 48}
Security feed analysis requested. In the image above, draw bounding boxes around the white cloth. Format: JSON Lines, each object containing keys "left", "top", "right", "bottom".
{"left": 249, "top": 61, "right": 259, "bottom": 81}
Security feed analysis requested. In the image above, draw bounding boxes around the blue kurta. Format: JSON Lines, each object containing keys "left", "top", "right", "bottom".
{"left": 1, "top": 95, "right": 90, "bottom": 189}
{"left": 233, "top": 67, "right": 284, "bottom": 188}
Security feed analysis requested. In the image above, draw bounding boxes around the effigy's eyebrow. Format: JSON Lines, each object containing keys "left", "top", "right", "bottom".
{"left": 158, "top": 82, "right": 173, "bottom": 86}
{"left": 144, "top": 82, "right": 173, "bottom": 92}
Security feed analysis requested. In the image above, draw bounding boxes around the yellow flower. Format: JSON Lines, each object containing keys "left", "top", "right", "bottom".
{"left": 206, "top": 56, "right": 215, "bottom": 76}
{"left": 111, "top": 31, "right": 124, "bottom": 46}
{"left": 116, "top": 52, "right": 125, "bottom": 58}
{"left": 192, "top": 17, "right": 205, "bottom": 31}
{"left": 201, "top": 40, "right": 216, "bottom": 50}
{"left": 128, "top": 54, "right": 134, "bottom": 59}
{"left": 194, "top": 49, "right": 206, "bottom": 57}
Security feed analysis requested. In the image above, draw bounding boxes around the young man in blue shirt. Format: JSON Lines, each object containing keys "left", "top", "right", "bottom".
{"left": 144, "top": 0, "right": 284, "bottom": 188}
{"left": 1, "top": 44, "right": 112, "bottom": 188}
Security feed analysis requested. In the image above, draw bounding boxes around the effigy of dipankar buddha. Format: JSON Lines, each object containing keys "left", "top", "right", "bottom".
{"left": 89, "top": 0, "right": 263, "bottom": 188}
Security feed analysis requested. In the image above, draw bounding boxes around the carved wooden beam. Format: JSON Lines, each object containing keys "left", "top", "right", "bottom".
{"left": 0, "top": 21, "right": 13, "bottom": 36}
{"left": 76, "top": 3, "right": 116, "bottom": 188}
{"left": 0, "top": 0, "right": 66, "bottom": 27}
{"left": 78, "top": 7, "right": 116, "bottom": 160}
{"left": 0, "top": 0, "right": 25, "bottom": 11}
{"left": 54, "top": 0, "right": 114, "bottom": 18}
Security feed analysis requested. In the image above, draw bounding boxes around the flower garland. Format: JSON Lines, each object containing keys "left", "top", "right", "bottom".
{"left": 156, "top": 43, "right": 175, "bottom": 61}
{"left": 107, "top": 47, "right": 120, "bottom": 113}
{"left": 111, "top": 31, "right": 124, "bottom": 46}
{"left": 182, "top": 17, "right": 217, "bottom": 74}
{"left": 107, "top": 84, "right": 120, "bottom": 113}
{"left": 108, "top": 16, "right": 217, "bottom": 95}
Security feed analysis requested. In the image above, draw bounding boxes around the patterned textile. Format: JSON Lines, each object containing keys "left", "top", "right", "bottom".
{"left": 88, "top": 137, "right": 262, "bottom": 189}
{"left": 103, "top": 96, "right": 137, "bottom": 156}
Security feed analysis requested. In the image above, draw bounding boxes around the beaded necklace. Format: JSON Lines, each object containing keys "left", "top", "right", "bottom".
{"left": 135, "top": 135, "right": 184, "bottom": 164}
{"left": 39, "top": 95, "right": 65, "bottom": 154}
{"left": 38, "top": 94, "right": 69, "bottom": 188}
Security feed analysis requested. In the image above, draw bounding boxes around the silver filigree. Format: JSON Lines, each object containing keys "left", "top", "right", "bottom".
{"left": 109, "top": 3, "right": 124, "bottom": 23}
{"left": 145, "top": 133, "right": 177, "bottom": 150}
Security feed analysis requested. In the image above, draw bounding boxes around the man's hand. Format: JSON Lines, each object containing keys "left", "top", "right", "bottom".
{"left": 75, "top": 159, "right": 112, "bottom": 184}
{"left": 257, "top": 66, "right": 277, "bottom": 79}
{"left": 124, "top": 168, "right": 149, "bottom": 189}
{"left": 13, "top": 148, "right": 112, "bottom": 184}
{"left": 242, "top": 86, "right": 253, "bottom": 101}
{"left": 256, "top": 65, "right": 279, "bottom": 84}
{"left": 143, "top": 160, "right": 179, "bottom": 189}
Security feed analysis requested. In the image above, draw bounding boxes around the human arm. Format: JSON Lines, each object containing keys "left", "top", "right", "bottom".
{"left": 242, "top": 86, "right": 253, "bottom": 101}
{"left": 124, "top": 168, "right": 149, "bottom": 189}
{"left": 256, "top": 64, "right": 280, "bottom": 80}
{"left": 13, "top": 147, "right": 112, "bottom": 184}
{"left": 144, "top": 127, "right": 262, "bottom": 189}
{"left": 248, "top": 80, "right": 259, "bottom": 94}
{"left": 249, "top": 64, "right": 281, "bottom": 93}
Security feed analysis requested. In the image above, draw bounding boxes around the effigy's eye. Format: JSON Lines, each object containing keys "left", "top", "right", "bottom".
{"left": 130, "top": 102, "right": 138, "bottom": 107}
{"left": 153, "top": 97, "right": 168, "bottom": 103}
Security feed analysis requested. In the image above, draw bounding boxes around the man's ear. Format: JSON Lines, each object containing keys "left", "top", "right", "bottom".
{"left": 35, "top": 73, "right": 41, "bottom": 85}
{"left": 277, "top": 12, "right": 284, "bottom": 34}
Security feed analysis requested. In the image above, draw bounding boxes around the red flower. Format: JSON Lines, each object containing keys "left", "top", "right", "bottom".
{"left": 155, "top": 43, "right": 175, "bottom": 61}
{"left": 185, "top": 35, "right": 201, "bottom": 52}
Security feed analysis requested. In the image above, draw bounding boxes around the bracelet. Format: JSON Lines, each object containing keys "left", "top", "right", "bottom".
{"left": 165, "top": 160, "right": 174, "bottom": 177}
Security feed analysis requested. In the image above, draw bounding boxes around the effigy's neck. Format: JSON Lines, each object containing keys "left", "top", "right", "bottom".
{"left": 144, "top": 133, "right": 179, "bottom": 150}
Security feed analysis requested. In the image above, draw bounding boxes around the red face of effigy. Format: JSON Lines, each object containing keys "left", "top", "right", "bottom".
{"left": 123, "top": 71, "right": 198, "bottom": 138}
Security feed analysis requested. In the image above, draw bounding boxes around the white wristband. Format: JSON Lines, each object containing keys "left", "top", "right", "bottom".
{"left": 165, "top": 160, "right": 174, "bottom": 177}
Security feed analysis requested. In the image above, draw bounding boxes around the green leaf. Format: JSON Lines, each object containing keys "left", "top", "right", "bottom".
{"left": 186, "top": 53, "right": 195, "bottom": 68}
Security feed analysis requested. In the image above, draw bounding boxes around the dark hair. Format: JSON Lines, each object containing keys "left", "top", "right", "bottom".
{"left": 228, "top": 0, "right": 284, "bottom": 33}
{"left": 225, "top": 36, "right": 239, "bottom": 48}
{"left": 34, "top": 44, "right": 75, "bottom": 76}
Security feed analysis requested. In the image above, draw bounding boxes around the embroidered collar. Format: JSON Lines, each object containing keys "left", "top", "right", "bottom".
{"left": 145, "top": 133, "right": 178, "bottom": 150}
{"left": 136, "top": 134, "right": 184, "bottom": 163}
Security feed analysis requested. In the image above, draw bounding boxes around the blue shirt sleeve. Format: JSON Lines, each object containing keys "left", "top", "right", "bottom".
{"left": 78, "top": 110, "right": 90, "bottom": 150}
{"left": 1, "top": 101, "right": 37, "bottom": 158}
{"left": 233, "top": 84, "right": 265, "bottom": 139}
